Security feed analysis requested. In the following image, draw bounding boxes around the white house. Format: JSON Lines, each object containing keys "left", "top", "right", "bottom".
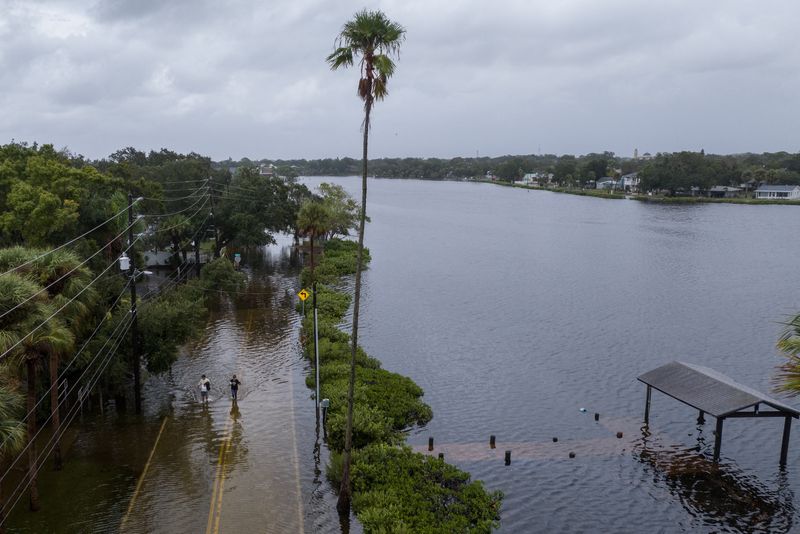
{"left": 620, "top": 172, "right": 640, "bottom": 192}
{"left": 755, "top": 185, "right": 800, "bottom": 200}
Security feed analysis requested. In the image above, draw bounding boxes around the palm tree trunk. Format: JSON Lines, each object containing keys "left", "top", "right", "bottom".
{"left": 26, "top": 358, "right": 40, "bottom": 511}
{"left": 49, "top": 352, "right": 62, "bottom": 471}
{"left": 338, "top": 96, "right": 371, "bottom": 515}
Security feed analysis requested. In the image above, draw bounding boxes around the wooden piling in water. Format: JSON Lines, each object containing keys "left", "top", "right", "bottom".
{"left": 428, "top": 437, "right": 434, "bottom": 451}
{"left": 489, "top": 435, "right": 496, "bottom": 449}
{"left": 504, "top": 451, "right": 511, "bottom": 465}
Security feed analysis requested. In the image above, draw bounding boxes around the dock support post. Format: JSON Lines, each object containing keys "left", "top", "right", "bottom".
{"left": 780, "top": 416, "right": 792, "bottom": 466}
{"left": 713, "top": 417, "right": 724, "bottom": 463}
{"left": 697, "top": 411, "right": 705, "bottom": 425}
{"left": 644, "top": 386, "right": 652, "bottom": 425}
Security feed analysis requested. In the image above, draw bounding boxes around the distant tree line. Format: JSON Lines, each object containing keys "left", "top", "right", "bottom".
{"left": 218, "top": 150, "right": 800, "bottom": 194}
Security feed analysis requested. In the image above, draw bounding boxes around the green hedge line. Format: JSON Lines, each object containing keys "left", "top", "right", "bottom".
{"left": 300, "top": 238, "right": 502, "bottom": 532}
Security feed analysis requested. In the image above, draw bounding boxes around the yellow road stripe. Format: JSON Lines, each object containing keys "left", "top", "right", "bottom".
{"left": 212, "top": 436, "right": 233, "bottom": 534}
{"left": 206, "top": 418, "right": 233, "bottom": 534}
{"left": 121, "top": 416, "right": 169, "bottom": 530}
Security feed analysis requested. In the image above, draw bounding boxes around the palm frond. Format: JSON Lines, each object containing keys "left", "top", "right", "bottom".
{"left": 327, "top": 47, "right": 354, "bottom": 70}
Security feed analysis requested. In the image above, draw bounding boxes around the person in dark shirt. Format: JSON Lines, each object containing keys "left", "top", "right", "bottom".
{"left": 229, "top": 374, "right": 241, "bottom": 401}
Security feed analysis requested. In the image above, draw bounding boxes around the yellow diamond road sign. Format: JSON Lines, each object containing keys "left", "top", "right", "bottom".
{"left": 298, "top": 289, "right": 310, "bottom": 301}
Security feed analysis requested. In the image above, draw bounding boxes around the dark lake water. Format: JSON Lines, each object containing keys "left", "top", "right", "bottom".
{"left": 303, "top": 177, "right": 800, "bottom": 533}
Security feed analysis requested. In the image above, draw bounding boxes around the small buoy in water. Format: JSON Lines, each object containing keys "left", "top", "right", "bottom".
{"left": 552, "top": 437, "right": 558, "bottom": 442}
{"left": 579, "top": 408, "right": 587, "bottom": 412}
{"left": 616, "top": 432, "right": 623, "bottom": 439}
{"left": 569, "top": 452, "right": 576, "bottom": 458}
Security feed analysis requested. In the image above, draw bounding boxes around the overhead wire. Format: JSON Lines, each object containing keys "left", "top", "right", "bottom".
{"left": 0, "top": 236, "right": 140, "bottom": 364}
{"left": 0, "top": 312, "right": 134, "bottom": 487}
{"left": 153, "top": 199, "right": 210, "bottom": 233}
{"left": 0, "top": 201, "right": 139, "bottom": 279}
{"left": 139, "top": 212, "right": 211, "bottom": 300}
{"left": 0, "top": 277, "right": 133, "bottom": 451}
{"left": 141, "top": 189, "right": 209, "bottom": 218}
{"left": 0, "top": 315, "right": 134, "bottom": 521}
{"left": 0, "top": 217, "right": 141, "bottom": 323}
{"left": 141, "top": 187, "right": 209, "bottom": 202}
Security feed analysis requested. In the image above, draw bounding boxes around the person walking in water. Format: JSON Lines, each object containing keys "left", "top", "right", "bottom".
{"left": 199, "top": 374, "right": 211, "bottom": 404}
{"left": 229, "top": 374, "right": 241, "bottom": 401}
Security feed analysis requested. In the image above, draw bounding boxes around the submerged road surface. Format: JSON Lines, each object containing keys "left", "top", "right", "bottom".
{"left": 8, "top": 240, "right": 348, "bottom": 533}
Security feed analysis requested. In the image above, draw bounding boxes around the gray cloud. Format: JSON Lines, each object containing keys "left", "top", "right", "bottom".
{"left": 1, "top": 0, "right": 799, "bottom": 160}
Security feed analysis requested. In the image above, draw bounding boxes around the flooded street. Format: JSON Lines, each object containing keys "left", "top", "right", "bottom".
{"left": 8, "top": 236, "right": 347, "bottom": 533}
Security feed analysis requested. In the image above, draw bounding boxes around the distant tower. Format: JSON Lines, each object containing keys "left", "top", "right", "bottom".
{"left": 634, "top": 148, "right": 639, "bottom": 159}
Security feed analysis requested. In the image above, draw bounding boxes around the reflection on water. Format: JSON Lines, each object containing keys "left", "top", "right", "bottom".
{"left": 636, "top": 438, "right": 795, "bottom": 533}
{"left": 303, "top": 177, "right": 800, "bottom": 533}
{"left": 7, "top": 236, "right": 346, "bottom": 533}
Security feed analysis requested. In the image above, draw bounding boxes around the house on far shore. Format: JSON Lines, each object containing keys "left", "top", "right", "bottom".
{"left": 596, "top": 177, "right": 618, "bottom": 190}
{"left": 620, "top": 172, "right": 640, "bottom": 192}
{"left": 709, "top": 185, "right": 741, "bottom": 198}
{"left": 755, "top": 184, "right": 800, "bottom": 200}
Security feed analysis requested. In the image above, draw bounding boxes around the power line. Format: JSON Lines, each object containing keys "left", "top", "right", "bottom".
{"left": 153, "top": 199, "right": 210, "bottom": 233}
{"left": 142, "top": 194, "right": 208, "bottom": 219}
{"left": 0, "top": 316, "right": 134, "bottom": 521}
{"left": 0, "top": 217, "right": 140, "bottom": 323}
{"left": 0, "top": 277, "right": 133, "bottom": 451}
{"left": 0, "top": 236, "right": 140, "bottom": 364}
{"left": 0, "top": 279, "right": 131, "bottom": 450}
{"left": 141, "top": 187, "right": 209, "bottom": 202}
{"left": 0, "top": 312, "right": 133, "bottom": 487}
{"left": 160, "top": 179, "right": 210, "bottom": 185}
{"left": 0, "top": 201, "right": 139, "bottom": 279}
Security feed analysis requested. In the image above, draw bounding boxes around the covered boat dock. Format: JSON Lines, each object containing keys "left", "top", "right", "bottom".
{"left": 638, "top": 361, "right": 800, "bottom": 465}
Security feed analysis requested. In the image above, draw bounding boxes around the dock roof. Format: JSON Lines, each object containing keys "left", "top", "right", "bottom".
{"left": 637, "top": 361, "right": 799, "bottom": 418}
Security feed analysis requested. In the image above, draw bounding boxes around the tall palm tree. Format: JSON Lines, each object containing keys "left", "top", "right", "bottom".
{"left": 326, "top": 9, "right": 405, "bottom": 514}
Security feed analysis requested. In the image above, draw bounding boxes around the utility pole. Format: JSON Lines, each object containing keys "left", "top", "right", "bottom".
{"left": 313, "top": 281, "right": 320, "bottom": 416}
{"left": 194, "top": 238, "right": 201, "bottom": 277}
{"left": 209, "top": 178, "right": 220, "bottom": 258}
{"left": 128, "top": 193, "right": 142, "bottom": 414}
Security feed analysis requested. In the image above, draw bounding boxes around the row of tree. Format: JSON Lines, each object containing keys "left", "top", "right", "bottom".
{"left": 0, "top": 141, "right": 320, "bottom": 523}
{"left": 218, "top": 150, "right": 800, "bottom": 192}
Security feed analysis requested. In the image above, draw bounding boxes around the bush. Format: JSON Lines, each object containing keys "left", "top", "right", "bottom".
{"left": 300, "top": 238, "right": 502, "bottom": 532}
{"left": 350, "top": 444, "right": 503, "bottom": 534}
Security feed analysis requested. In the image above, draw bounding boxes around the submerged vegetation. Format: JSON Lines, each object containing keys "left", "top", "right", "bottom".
{"left": 299, "top": 238, "right": 502, "bottom": 532}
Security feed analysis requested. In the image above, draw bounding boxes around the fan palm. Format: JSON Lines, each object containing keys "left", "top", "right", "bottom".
{"left": 326, "top": 8, "right": 405, "bottom": 514}
{"left": 776, "top": 313, "right": 800, "bottom": 394}
{"left": 0, "top": 248, "right": 96, "bottom": 471}
{"left": 0, "top": 273, "right": 73, "bottom": 511}
{"left": 296, "top": 200, "right": 331, "bottom": 285}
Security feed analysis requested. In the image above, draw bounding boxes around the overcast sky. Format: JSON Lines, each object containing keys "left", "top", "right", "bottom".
{"left": 2, "top": 0, "right": 799, "bottom": 161}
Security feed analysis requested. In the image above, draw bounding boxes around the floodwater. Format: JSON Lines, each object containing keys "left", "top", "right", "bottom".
{"left": 8, "top": 177, "right": 800, "bottom": 533}
{"left": 302, "top": 177, "right": 800, "bottom": 533}
{"left": 7, "top": 235, "right": 349, "bottom": 533}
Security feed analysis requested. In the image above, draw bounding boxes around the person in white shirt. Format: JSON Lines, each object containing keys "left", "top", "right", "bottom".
{"left": 199, "top": 374, "right": 211, "bottom": 404}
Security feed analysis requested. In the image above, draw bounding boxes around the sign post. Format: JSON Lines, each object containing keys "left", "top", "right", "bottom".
{"left": 298, "top": 288, "right": 309, "bottom": 316}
